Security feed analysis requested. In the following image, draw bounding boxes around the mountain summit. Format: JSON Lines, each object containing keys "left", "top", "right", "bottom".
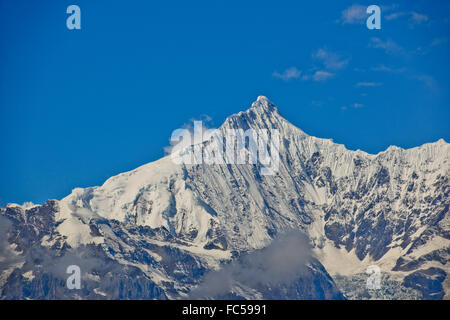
{"left": 1, "top": 97, "right": 449, "bottom": 299}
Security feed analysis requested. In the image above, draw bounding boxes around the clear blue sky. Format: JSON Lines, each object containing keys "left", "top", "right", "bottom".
{"left": 1, "top": 0, "right": 449, "bottom": 205}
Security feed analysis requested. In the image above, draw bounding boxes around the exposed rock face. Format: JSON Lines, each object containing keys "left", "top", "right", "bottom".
{"left": 1, "top": 96, "right": 448, "bottom": 299}
{"left": 403, "top": 268, "right": 447, "bottom": 300}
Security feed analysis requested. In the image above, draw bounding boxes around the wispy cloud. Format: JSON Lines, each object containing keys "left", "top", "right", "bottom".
{"left": 341, "top": 103, "right": 364, "bottom": 111}
{"left": 385, "top": 12, "right": 407, "bottom": 21}
{"left": 313, "top": 48, "right": 349, "bottom": 71}
{"left": 411, "top": 37, "right": 449, "bottom": 56}
{"left": 275, "top": 48, "right": 347, "bottom": 84}
{"left": 189, "top": 231, "right": 313, "bottom": 299}
{"left": 381, "top": 4, "right": 399, "bottom": 12}
{"left": 340, "top": 4, "right": 367, "bottom": 24}
{"left": 355, "top": 82, "right": 382, "bottom": 87}
{"left": 410, "top": 12, "right": 429, "bottom": 24}
{"left": 311, "top": 100, "right": 325, "bottom": 108}
{"left": 312, "top": 70, "right": 335, "bottom": 82}
{"left": 385, "top": 11, "right": 429, "bottom": 26}
{"left": 371, "top": 64, "right": 406, "bottom": 73}
{"left": 163, "top": 114, "right": 213, "bottom": 155}
{"left": 414, "top": 75, "right": 438, "bottom": 91}
{"left": 431, "top": 37, "right": 449, "bottom": 47}
{"left": 340, "top": 4, "right": 400, "bottom": 25}
{"left": 369, "top": 37, "right": 403, "bottom": 55}
{"left": 371, "top": 65, "right": 438, "bottom": 92}
{"left": 0, "top": 217, "right": 24, "bottom": 270}
{"left": 272, "top": 67, "right": 302, "bottom": 81}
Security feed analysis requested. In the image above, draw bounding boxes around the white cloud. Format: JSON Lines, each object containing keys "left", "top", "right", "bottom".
{"left": 189, "top": 231, "right": 313, "bottom": 299}
{"left": 410, "top": 12, "right": 428, "bottom": 24}
{"left": 312, "top": 70, "right": 335, "bottom": 82}
{"left": 311, "top": 100, "right": 325, "bottom": 107}
{"left": 431, "top": 37, "right": 448, "bottom": 47}
{"left": 301, "top": 74, "right": 311, "bottom": 81}
{"left": 370, "top": 37, "right": 403, "bottom": 55}
{"left": 414, "top": 75, "right": 438, "bottom": 91}
{"left": 341, "top": 102, "right": 364, "bottom": 110}
{"left": 341, "top": 4, "right": 367, "bottom": 24}
{"left": 272, "top": 67, "right": 302, "bottom": 81}
{"left": 372, "top": 65, "right": 392, "bottom": 72}
{"left": 385, "top": 12, "right": 407, "bottom": 21}
{"left": 411, "top": 37, "right": 448, "bottom": 56}
{"left": 385, "top": 11, "right": 429, "bottom": 25}
{"left": 342, "top": 103, "right": 364, "bottom": 110}
{"left": 276, "top": 48, "right": 347, "bottom": 84}
{"left": 313, "top": 48, "right": 349, "bottom": 71}
{"left": 381, "top": 4, "right": 399, "bottom": 12}
{"left": 371, "top": 65, "right": 406, "bottom": 73}
{"left": 163, "top": 114, "right": 213, "bottom": 155}
{"left": 344, "top": 4, "right": 429, "bottom": 27}
{"left": 355, "top": 82, "right": 382, "bottom": 87}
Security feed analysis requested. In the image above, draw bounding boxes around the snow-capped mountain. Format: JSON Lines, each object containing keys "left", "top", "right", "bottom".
{"left": 1, "top": 96, "right": 448, "bottom": 299}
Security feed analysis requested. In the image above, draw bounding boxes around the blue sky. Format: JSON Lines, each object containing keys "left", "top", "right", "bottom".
{"left": 0, "top": 0, "right": 449, "bottom": 204}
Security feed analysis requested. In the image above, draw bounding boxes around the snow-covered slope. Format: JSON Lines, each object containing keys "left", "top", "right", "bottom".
{"left": 1, "top": 96, "right": 448, "bottom": 299}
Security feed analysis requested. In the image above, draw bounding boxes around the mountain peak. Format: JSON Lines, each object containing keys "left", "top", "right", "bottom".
{"left": 251, "top": 95, "right": 277, "bottom": 114}
{"left": 221, "top": 96, "right": 284, "bottom": 131}
{"left": 256, "top": 95, "right": 270, "bottom": 103}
